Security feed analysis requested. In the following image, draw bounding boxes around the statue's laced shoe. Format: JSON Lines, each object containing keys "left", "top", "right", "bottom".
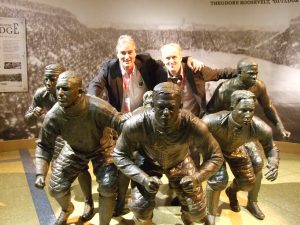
{"left": 54, "top": 202, "right": 74, "bottom": 225}
{"left": 81, "top": 198, "right": 94, "bottom": 221}
{"left": 225, "top": 187, "right": 240, "bottom": 212}
{"left": 247, "top": 201, "right": 265, "bottom": 220}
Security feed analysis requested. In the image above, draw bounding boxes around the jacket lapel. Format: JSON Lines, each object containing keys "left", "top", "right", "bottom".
{"left": 110, "top": 60, "right": 123, "bottom": 109}
{"left": 183, "top": 64, "right": 198, "bottom": 94}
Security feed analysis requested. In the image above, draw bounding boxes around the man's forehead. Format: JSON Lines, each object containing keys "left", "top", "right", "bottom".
{"left": 155, "top": 93, "right": 179, "bottom": 103}
{"left": 242, "top": 65, "right": 258, "bottom": 71}
{"left": 44, "top": 74, "right": 58, "bottom": 78}
{"left": 118, "top": 41, "right": 135, "bottom": 51}
{"left": 238, "top": 98, "right": 255, "bottom": 107}
{"left": 57, "top": 77, "right": 74, "bottom": 86}
{"left": 162, "top": 46, "right": 179, "bottom": 56}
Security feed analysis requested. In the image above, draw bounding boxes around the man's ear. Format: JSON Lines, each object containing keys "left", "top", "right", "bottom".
{"left": 78, "top": 88, "right": 85, "bottom": 95}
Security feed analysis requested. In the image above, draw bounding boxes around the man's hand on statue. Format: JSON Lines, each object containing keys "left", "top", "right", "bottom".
{"left": 265, "top": 163, "right": 278, "bottom": 182}
{"left": 35, "top": 175, "right": 46, "bottom": 189}
{"left": 32, "top": 106, "right": 44, "bottom": 118}
{"left": 143, "top": 176, "right": 162, "bottom": 193}
{"left": 119, "top": 112, "right": 133, "bottom": 131}
{"left": 180, "top": 175, "right": 199, "bottom": 194}
{"left": 187, "top": 57, "right": 204, "bottom": 73}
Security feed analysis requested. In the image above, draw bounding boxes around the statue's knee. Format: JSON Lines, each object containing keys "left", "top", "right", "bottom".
{"left": 48, "top": 179, "right": 71, "bottom": 198}
{"left": 130, "top": 200, "right": 154, "bottom": 220}
{"left": 253, "top": 158, "right": 264, "bottom": 173}
{"left": 240, "top": 178, "right": 256, "bottom": 191}
{"left": 97, "top": 176, "right": 118, "bottom": 195}
{"left": 208, "top": 177, "right": 228, "bottom": 191}
{"left": 48, "top": 186, "right": 69, "bottom": 198}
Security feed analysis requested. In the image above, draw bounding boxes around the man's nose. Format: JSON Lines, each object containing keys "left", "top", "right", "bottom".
{"left": 163, "top": 108, "right": 170, "bottom": 116}
{"left": 57, "top": 88, "right": 63, "bottom": 95}
{"left": 245, "top": 111, "right": 253, "bottom": 117}
{"left": 45, "top": 79, "right": 51, "bottom": 85}
{"left": 124, "top": 53, "right": 130, "bottom": 59}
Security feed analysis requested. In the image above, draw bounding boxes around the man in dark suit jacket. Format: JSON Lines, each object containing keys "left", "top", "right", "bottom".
{"left": 87, "top": 53, "right": 161, "bottom": 111}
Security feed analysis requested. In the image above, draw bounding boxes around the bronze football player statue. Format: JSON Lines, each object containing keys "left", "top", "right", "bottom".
{"left": 25, "top": 65, "right": 94, "bottom": 222}
{"left": 205, "top": 58, "right": 289, "bottom": 221}
{"left": 34, "top": 71, "right": 126, "bottom": 225}
{"left": 113, "top": 82, "right": 224, "bottom": 225}
{"left": 203, "top": 90, "right": 280, "bottom": 225}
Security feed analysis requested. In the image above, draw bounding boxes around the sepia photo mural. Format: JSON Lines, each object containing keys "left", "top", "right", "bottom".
{"left": 0, "top": 0, "right": 299, "bottom": 142}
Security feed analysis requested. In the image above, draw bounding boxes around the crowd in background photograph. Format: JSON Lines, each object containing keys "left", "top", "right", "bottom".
{"left": 0, "top": 0, "right": 299, "bottom": 141}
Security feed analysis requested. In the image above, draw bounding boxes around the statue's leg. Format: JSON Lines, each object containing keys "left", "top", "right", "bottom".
{"left": 205, "top": 163, "right": 228, "bottom": 225}
{"left": 99, "top": 193, "right": 117, "bottom": 225}
{"left": 53, "top": 191, "right": 74, "bottom": 225}
{"left": 129, "top": 181, "right": 156, "bottom": 225}
{"left": 114, "top": 172, "right": 130, "bottom": 216}
{"left": 94, "top": 162, "right": 118, "bottom": 225}
{"left": 225, "top": 179, "right": 241, "bottom": 212}
{"left": 245, "top": 142, "right": 265, "bottom": 220}
{"left": 225, "top": 146, "right": 256, "bottom": 212}
{"left": 168, "top": 156, "right": 206, "bottom": 225}
{"left": 78, "top": 169, "right": 94, "bottom": 221}
{"left": 49, "top": 146, "right": 84, "bottom": 225}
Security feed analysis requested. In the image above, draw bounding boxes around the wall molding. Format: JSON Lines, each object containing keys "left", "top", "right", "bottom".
{"left": 0, "top": 138, "right": 37, "bottom": 152}
{"left": 0, "top": 139, "right": 299, "bottom": 154}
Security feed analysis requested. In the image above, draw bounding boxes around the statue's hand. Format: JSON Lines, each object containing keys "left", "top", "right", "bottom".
{"left": 32, "top": 106, "right": 44, "bottom": 118}
{"left": 180, "top": 175, "right": 199, "bottom": 194}
{"left": 143, "top": 176, "right": 162, "bottom": 193}
{"left": 265, "top": 163, "right": 278, "bottom": 182}
{"left": 35, "top": 175, "right": 46, "bottom": 189}
{"left": 187, "top": 57, "right": 204, "bottom": 73}
{"left": 276, "top": 123, "right": 291, "bottom": 140}
{"left": 281, "top": 129, "right": 291, "bottom": 140}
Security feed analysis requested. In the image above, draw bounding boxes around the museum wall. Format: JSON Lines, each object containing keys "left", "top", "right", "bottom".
{"left": 0, "top": 0, "right": 300, "bottom": 142}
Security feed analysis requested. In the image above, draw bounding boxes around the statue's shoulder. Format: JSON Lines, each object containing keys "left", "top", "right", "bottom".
{"left": 34, "top": 87, "right": 47, "bottom": 97}
{"left": 203, "top": 111, "right": 230, "bottom": 126}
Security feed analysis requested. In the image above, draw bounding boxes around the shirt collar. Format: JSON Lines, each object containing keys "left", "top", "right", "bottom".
{"left": 228, "top": 113, "right": 243, "bottom": 133}
{"left": 167, "top": 64, "right": 183, "bottom": 79}
{"left": 119, "top": 61, "right": 136, "bottom": 78}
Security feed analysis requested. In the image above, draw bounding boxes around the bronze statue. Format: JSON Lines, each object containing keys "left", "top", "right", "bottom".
{"left": 113, "top": 82, "right": 224, "bottom": 225}
{"left": 206, "top": 57, "right": 290, "bottom": 139}
{"left": 26, "top": 64, "right": 94, "bottom": 222}
{"left": 25, "top": 64, "right": 65, "bottom": 126}
{"left": 205, "top": 57, "right": 289, "bottom": 221}
{"left": 34, "top": 71, "right": 125, "bottom": 225}
{"left": 203, "top": 90, "right": 280, "bottom": 225}
{"left": 132, "top": 90, "right": 154, "bottom": 115}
